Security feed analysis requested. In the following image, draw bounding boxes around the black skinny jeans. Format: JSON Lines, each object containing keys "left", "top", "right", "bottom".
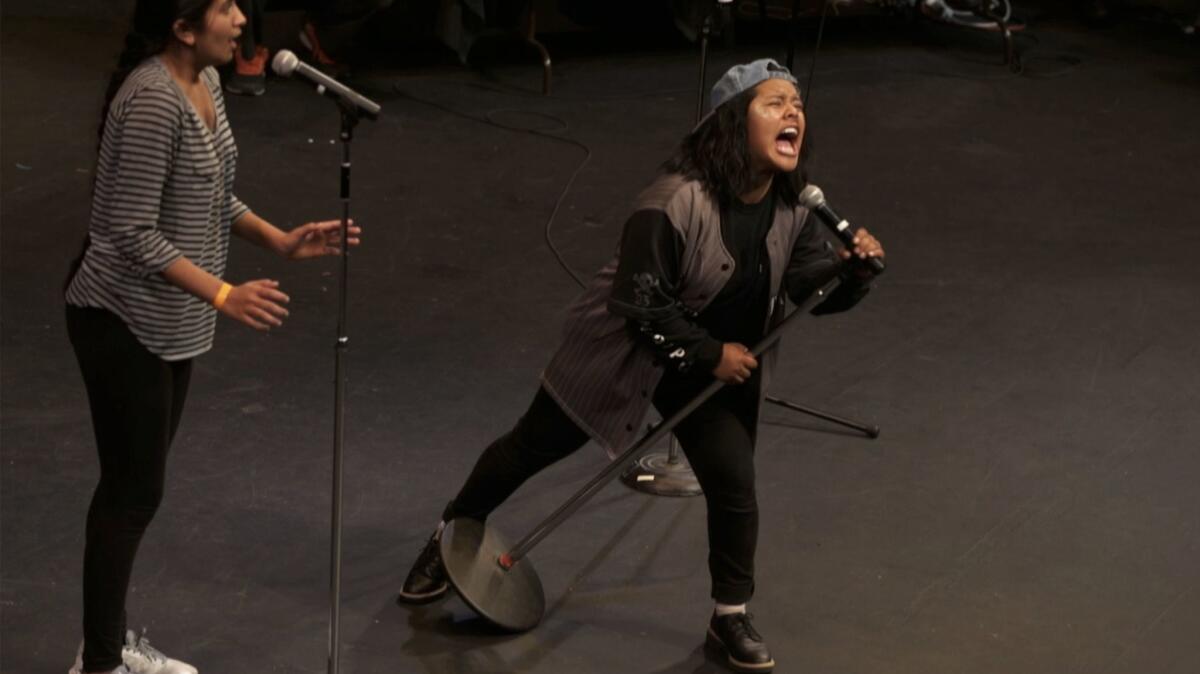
{"left": 445, "top": 372, "right": 761, "bottom": 604}
{"left": 66, "top": 306, "right": 192, "bottom": 673}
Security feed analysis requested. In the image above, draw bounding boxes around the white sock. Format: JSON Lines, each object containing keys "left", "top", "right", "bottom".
{"left": 715, "top": 603, "right": 746, "bottom": 616}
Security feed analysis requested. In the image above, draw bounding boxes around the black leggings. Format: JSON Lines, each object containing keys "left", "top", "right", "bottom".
{"left": 66, "top": 306, "right": 192, "bottom": 673}
{"left": 445, "top": 374, "right": 760, "bottom": 604}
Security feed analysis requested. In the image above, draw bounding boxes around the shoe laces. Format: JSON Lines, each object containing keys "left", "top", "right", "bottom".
{"left": 726, "top": 612, "right": 764, "bottom": 642}
{"left": 418, "top": 534, "right": 442, "bottom": 559}
{"left": 127, "top": 628, "right": 167, "bottom": 664}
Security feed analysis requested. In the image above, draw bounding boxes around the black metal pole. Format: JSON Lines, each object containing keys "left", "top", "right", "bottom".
{"left": 327, "top": 106, "right": 358, "bottom": 674}
{"left": 764, "top": 395, "right": 880, "bottom": 437}
{"left": 773, "top": 0, "right": 880, "bottom": 439}
{"left": 786, "top": 0, "right": 801, "bottom": 71}
{"left": 696, "top": 13, "right": 712, "bottom": 122}
{"left": 620, "top": 0, "right": 718, "bottom": 497}
{"left": 498, "top": 276, "right": 843, "bottom": 569}
{"left": 682, "top": 2, "right": 719, "bottom": 461}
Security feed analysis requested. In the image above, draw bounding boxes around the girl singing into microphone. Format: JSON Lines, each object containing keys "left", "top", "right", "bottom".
{"left": 397, "top": 59, "right": 883, "bottom": 674}
{"left": 64, "top": 1, "right": 359, "bottom": 672}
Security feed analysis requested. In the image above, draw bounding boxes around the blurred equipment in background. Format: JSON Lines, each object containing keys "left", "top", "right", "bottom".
{"left": 739, "top": 0, "right": 1026, "bottom": 71}
{"left": 1082, "top": 0, "right": 1198, "bottom": 34}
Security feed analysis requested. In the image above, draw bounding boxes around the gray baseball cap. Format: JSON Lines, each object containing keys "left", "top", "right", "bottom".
{"left": 695, "top": 58, "right": 800, "bottom": 131}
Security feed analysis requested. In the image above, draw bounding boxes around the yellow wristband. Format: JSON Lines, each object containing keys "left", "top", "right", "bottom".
{"left": 212, "top": 282, "right": 233, "bottom": 310}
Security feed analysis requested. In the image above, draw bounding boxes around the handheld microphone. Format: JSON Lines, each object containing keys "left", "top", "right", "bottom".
{"left": 270, "top": 49, "right": 381, "bottom": 120}
{"left": 799, "top": 184, "right": 886, "bottom": 275}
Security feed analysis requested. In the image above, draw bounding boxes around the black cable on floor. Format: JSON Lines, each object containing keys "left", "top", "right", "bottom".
{"left": 393, "top": 85, "right": 592, "bottom": 288}
{"left": 389, "top": 17, "right": 1080, "bottom": 293}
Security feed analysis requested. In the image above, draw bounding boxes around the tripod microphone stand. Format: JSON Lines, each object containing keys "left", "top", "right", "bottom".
{"left": 620, "top": 0, "right": 878, "bottom": 498}
{"left": 619, "top": 0, "right": 727, "bottom": 498}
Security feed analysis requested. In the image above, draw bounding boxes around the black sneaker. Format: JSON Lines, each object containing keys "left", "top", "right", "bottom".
{"left": 397, "top": 531, "right": 449, "bottom": 604}
{"left": 706, "top": 612, "right": 776, "bottom": 673}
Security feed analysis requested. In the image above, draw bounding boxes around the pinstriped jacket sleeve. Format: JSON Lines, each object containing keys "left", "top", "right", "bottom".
{"left": 100, "top": 83, "right": 185, "bottom": 278}
{"left": 606, "top": 209, "right": 724, "bottom": 374}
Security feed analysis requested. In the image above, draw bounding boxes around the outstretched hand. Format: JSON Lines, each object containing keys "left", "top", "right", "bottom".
{"left": 279, "top": 219, "right": 362, "bottom": 260}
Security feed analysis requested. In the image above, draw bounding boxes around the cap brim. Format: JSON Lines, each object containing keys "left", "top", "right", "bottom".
{"left": 691, "top": 107, "right": 718, "bottom": 134}
{"left": 692, "top": 73, "right": 800, "bottom": 134}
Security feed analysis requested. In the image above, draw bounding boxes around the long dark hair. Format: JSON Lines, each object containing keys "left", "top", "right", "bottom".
{"left": 68, "top": 0, "right": 212, "bottom": 292}
{"left": 662, "top": 85, "right": 811, "bottom": 209}
{"left": 98, "top": 0, "right": 212, "bottom": 143}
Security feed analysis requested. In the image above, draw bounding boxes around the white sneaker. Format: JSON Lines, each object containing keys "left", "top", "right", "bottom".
{"left": 120, "top": 629, "right": 197, "bottom": 674}
{"left": 68, "top": 640, "right": 83, "bottom": 674}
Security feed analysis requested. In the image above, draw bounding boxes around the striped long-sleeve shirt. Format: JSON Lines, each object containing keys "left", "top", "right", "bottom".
{"left": 66, "top": 57, "right": 249, "bottom": 361}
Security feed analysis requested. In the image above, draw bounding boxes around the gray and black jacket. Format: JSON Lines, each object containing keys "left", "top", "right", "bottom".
{"left": 541, "top": 173, "right": 871, "bottom": 457}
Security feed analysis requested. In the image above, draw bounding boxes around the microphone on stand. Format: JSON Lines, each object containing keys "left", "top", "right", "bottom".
{"left": 271, "top": 49, "right": 381, "bottom": 120}
{"left": 799, "top": 184, "right": 886, "bottom": 275}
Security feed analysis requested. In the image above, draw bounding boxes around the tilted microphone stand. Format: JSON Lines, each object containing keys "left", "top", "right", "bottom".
{"left": 620, "top": 0, "right": 878, "bottom": 498}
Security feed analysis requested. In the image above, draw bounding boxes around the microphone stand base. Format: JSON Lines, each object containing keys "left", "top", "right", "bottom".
{"left": 440, "top": 518, "right": 545, "bottom": 633}
{"left": 619, "top": 451, "right": 704, "bottom": 497}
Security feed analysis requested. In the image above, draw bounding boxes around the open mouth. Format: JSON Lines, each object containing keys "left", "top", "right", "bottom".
{"left": 775, "top": 127, "right": 799, "bottom": 157}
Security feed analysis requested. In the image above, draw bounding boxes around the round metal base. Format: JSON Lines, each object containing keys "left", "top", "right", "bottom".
{"left": 439, "top": 518, "right": 545, "bottom": 632}
{"left": 619, "top": 450, "right": 704, "bottom": 497}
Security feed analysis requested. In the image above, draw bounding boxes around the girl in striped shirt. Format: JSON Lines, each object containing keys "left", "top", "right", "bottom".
{"left": 64, "top": 2, "right": 359, "bottom": 672}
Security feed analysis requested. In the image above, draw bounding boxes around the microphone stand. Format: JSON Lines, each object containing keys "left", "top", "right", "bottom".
{"left": 619, "top": 1, "right": 726, "bottom": 497}
{"left": 621, "top": 0, "right": 878, "bottom": 499}
{"left": 327, "top": 100, "right": 360, "bottom": 674}
{"left": 272, "top": 49, "right": 379, "bottom": 674}
{"left": 777, "top": 0, "right": 881, "bottom": 438}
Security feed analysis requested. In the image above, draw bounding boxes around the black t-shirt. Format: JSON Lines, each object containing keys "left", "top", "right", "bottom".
{"left": 696, "top": 193, "right": 775, "bottom": 348}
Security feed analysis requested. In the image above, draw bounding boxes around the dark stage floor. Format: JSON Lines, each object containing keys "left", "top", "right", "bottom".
{"left": 3, "top": 6, "right": 1199, "bottom": 674}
